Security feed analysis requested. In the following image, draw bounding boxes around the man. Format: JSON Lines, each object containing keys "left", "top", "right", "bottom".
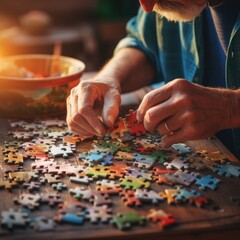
{"left": 67, "top": 0, "right": 240, "bottom": 158}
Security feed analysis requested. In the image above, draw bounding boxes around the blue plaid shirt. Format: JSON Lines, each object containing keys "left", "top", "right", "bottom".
{"left": 115, "top": 8, "right": 240, "bottom": 158}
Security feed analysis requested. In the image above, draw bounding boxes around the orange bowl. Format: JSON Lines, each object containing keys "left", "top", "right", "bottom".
{"left": 0, "top": 54, "right": 85, "bottom": 119}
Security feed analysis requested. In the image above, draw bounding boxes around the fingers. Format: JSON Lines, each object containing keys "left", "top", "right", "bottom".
{"left": 67, "top": 84, "right": 106, "bottom": 136}
{"left": 137, "top": 83, "right": 172, "bottom": 122}
{"left": 142, "top": 99, "right": 176, "bottom": 133}
{"left": 102, "top": 91, "right": 121, "bottom": 128}
{"left": 77, "top": 86, "right": 106, "bottom": 136}
{"left": 156, "top": 112, "right": 184, "bottom": 135}
{"left": 67, "top": 80, "right": 121, "bottom": 137}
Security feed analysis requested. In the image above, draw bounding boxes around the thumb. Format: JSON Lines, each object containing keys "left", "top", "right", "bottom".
{"left": 102, "top": 90, "right": 121, "bottom": 128}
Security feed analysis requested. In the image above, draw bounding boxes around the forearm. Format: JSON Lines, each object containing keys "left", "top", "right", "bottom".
{"left": 228, "top": 89, "right": 240, "bottom": 128}
{"left": 95, "top": 48, "right": 156, "bottom": 93}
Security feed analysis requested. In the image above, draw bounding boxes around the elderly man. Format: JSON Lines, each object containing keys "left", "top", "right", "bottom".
{"left": 67, "top": 0, "right": 240, "bottom": 158}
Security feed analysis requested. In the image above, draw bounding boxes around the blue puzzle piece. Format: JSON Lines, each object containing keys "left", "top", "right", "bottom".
{"left": 55, "top": 212, "right": 85, "bottom": 224}
{"left": 195, "top": 175, "right": 220, "bottom": 190}
{"left": 79, "top": 152, "right": 105, "bottom": 166}
{"left": 100, "top": 155, "right": 114, "bottom": 166}
{"left": 174, "top": 189, "right": 201, "bottom": 202}
{"left": 213, "top": 163, "right": 240, "bottom": 177}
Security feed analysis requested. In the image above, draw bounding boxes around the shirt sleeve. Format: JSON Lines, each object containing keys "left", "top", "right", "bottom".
{"left": 114, "top": 8, "right": 163, "bottom": 85}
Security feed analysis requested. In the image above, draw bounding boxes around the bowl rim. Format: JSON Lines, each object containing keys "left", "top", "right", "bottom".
{"left": 0, "top": 54, "right": 85, "bottom": 88}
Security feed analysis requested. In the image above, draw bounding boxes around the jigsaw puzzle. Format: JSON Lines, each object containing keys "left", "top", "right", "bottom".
{"left": 1, "top": 109, "right": 240, "bottom": 237}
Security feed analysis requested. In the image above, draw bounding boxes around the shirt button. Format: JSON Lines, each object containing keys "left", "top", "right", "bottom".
{"left": 231, "top": 51, "right": 234, "bottom": 58}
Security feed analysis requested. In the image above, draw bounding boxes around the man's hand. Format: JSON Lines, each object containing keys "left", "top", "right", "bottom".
{"left": 66, "top": 78, "right": 121, "bottom": 137}
{"left": 137, "top": 78, "right": 239, "bottom": 147}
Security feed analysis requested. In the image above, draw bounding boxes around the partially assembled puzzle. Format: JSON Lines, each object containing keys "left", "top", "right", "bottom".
{"left": 0, "top": 110, "right": 240, "bottom": 234}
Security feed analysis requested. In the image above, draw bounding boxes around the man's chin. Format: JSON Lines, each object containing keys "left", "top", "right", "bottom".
{"left": 154, "top": 7, "right": 205, "bottom": 22}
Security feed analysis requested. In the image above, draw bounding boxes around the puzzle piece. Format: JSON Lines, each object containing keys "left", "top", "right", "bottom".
{"left": 2, "top": 146, "right": 20, "bottom": 154}
{"left": 212, "top": 163, "right": 240, "bottom": 177}
{"left": 171, "top": 143, "right": 191, "bottom": 155}
{"left": 14, "top": 193, "right": 41, "bottom": 209}
{"left": 167, "top": 170, "right": 197, "bottom": 186}
{"left": 41, "top": 193, "right": 63, "bottom": 207}
{"left": 119, "top": 176, "right": 150, "bottom": 190}
{"left": 114, "top": 151, "right": 133, "bottom": 162}
{"left": 115, "top": 142, "right": 133, "bottom": 152}
{"left": 31, "top": 159, "right": 55, "bottom": 173}
{"left": 1, "top": 208, "right": 30, "bottom": 229}
{"left": 147, "top": 209, "right": 176, "bottom": 228}
{"left": 127, "top": 168, "right": 152, "bottom": 180}
{"left": 152, "top": 175, "right": 174, "bottom": 186}
{"left": 109, "top": 117, "right": 129, "bottom": 139}
{"left": 79, "top": 151, "right": 105, "bottom": 166}
{"left": 189, "top": 196, "right": 210, "bottom": 208}
{"left": 43, "top": 174, "right": 61, "bottom": 184}
{"left": 151, "top": 151, "right": 170, "bottom": 165}
{"left": 112, "top": 212, "right": 146, "bottom": 230}
{"left": 187, "top": 156, "right": 215, "bottom": 171}
{"left": 47, "top": 163, "right": 74, "bottom": 175}
{"left": 96, "top": 179, "right": 121, "bottom": 195}
{"left": 58, "top": 201, "right": 87, "bottom": 213}
{"left": 160, "top": 188, "right": 180, "bottom": 205}
{"left": 92, "top": 140, "right": 120, "bottom": 154}
{"left": 41, "top": 119, "right": 67, "bottom": 128}
{"left": 174, "top": 189, "right": 201, "bottom": 202}
{"left": 50, "top": 144, "right": 74, "bottom": 158}
{"left": 151, "top": 166, "right": 176, "bottom": 175}
{"left": 163, "top": 157, "right": 189, "bottom": 170}
{"left": 0, "top": 179, "right": 18, "bottom": 191}
{"left": 54, "top": 212, "right": 86, "bottom": 225}
{"left": 24, "top": 145, "right": 48, "bottom": 160}
{"left": 117, "top": 132, "right": 135, "bottom": 143}
{"left": 12, "top": 131, "right": 37, "bottom": 141}
{"left": 86, "top": 166, "right": 109, "bottom": 180}
{"left": 63, "top": 135, "right": 80, "bottom": 146}
{"left": 133, "top": 153, "right": 156, "bottom": 169}
{"left": 87, "top": 205, "right": 112, "bottom": 223}
{"left": 10, "top": 120, "right": 28, "bottom": 129}
{"left": 2, "top": 141, "right": 21, "bottom": 155}
{"left": 195, "top": 175, "right": 221, "bottom": 190}
{"left": 70, "top": 174, "right": 94, "bottom": 185}
{"left": 126, "top": 109, "right": 147, "bottom": 136}
{"left": 4, "top": 152, "right": 24, "bottom": 165}
{"left": 133, "top": 137, "right": 158, "bottom": 150}
{"left": 23, "top": 181, "right": 41, "bottom": 192}
{"left": 119, "top": 189, "right": 142, "bottom": 207}
{"left": 32, "top": 216, "right": 56, "bottom": 231}
{"left": 33, "top": 137, "right": 56, "bottom": 146}
{"left": 69, "top": 187, "right": 94, "bottom": 202}
{"left": 94, "top": 192, "right": 112, "bottom": 206}
{"left": 107, "top": 165, "right": 129, "bottom": 179}
{"left": 100, "top": 155, "right": 114, "bottom": 166}
{"left": 196, "top": 150, "right": 227, "bottom": 164}
{"left": 9, "top": 171, "right": 39, "bottom": 182}
{"left": 135, "top": 189, "right": 164, "bottom": 204}
{"left": 52, "top": 182, "right": 68, "bottom": 192}
{"left": 44, "top": 130, "right": 66, "bottom": 140}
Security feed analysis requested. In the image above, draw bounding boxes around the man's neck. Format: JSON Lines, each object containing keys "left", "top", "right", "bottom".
{"left": 208, "top": 0, "right": 225, "bottom": 7}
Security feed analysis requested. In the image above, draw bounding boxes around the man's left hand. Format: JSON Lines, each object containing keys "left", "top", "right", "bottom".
{"left": 137, "top": 78, "right": 238, "bottom": 147}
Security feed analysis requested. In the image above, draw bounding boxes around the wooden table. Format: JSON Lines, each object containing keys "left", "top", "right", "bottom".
{"left": 0, "top": 114, "right": 240, "bottom": 240}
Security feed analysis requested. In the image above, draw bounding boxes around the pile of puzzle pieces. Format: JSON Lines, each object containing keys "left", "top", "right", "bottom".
{"left": 0, "top": 109, "right": 240, "bottom": 233}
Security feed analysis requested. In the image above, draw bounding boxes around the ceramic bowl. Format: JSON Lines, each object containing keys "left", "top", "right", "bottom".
{"left": 0, "top": 54, "right": 85, "bottom": 118}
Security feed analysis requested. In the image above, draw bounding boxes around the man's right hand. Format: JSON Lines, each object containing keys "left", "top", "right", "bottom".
{"left": 66, "top": 78, "right": 121, "bottom": 137}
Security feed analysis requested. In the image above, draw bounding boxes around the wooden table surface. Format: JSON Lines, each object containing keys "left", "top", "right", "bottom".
{"left": 0, "top": 114, "right": 240, "bottom": 240}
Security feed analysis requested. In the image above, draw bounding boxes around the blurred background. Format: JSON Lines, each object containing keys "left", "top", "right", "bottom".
{"left": 0, "top": 0, "right": 139, "bottom": 71}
